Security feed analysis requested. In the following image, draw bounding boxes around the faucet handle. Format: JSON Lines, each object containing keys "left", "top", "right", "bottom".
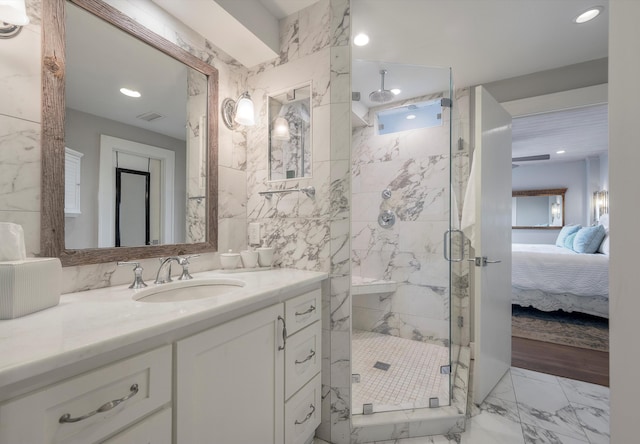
{"left": 177, "top": 255, "right": 200, "bottom": 280}
{"left": 117, "top": 261, "right": 148, "bottom": 289}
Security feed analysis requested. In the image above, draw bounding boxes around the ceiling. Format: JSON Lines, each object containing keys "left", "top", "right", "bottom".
{"left": 66, "top": 0, "right": 609, "bottom": 163}
{"left": 348, "top": 0, "right": 610, "bottom": 164}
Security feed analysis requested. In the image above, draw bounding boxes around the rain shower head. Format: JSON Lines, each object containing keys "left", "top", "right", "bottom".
{"left": 369, "top": 69, "right": 394, "bottom": 103}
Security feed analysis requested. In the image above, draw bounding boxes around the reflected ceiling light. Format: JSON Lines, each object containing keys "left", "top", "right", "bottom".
{"left": 120, "top": 87, "right": 141, "bottom": 98}
{"left": 556, "top": 150, "right": 566, "bottom": 154}
{"left": 406, "top": 114, "right": 416, "bottom": 120}
{"left": 0, "top": 0, "right": 30, "bottom": 39}
{"left": 391, "top": 88, "right": 401, "bottom": 95}
{"left": 222, "top": 91, "right": 255, "bottom": 129}
{"left": 574, "top": 6, "right": 603, "bottom": 24}
{"left": 353, "top": 33, "right": 369, "bottom": 46}
{"left": 272, "top": 116, "right": 290, "bottom": 141}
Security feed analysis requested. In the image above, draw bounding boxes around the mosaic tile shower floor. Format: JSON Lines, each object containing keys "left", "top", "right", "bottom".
{"left": 351, "top": 330, "right": 450, "bottom": 415}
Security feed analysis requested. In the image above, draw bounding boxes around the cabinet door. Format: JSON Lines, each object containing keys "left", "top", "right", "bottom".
{"left": 176, "top": 304, "right": 285, "bottom": 444}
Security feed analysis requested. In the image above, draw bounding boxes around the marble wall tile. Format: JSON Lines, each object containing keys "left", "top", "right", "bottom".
{"left": 25, "top": 0, "right": 42, "bottom": 26}
{"left": 218, "top": 166, "right": 247, "bottom": 219}
{"left": 331, "top": 219, "right": 351, "bottom": 276}
{"left": 351, "top": 221, "right": 399, "bottom": 252}
{"left": 299, "top": 0, "right": 331, "bottom": 57}
{"left": 312, "top": 104, "right": 331, "bottom": 163}
{"left": 0, "top": 116, "right": 40, "bottom": 212}
{"left": 330, "top": 0, "right": 350, "bottom": 47}
{"left": 330, "top": 46, "right": 351, "bottom": 104}
{"left": 279, "top": 12, "right": 299, "bottom": 64}
{"left": 330, "top": 102, "right": 351, "bottom": 160}
{"left": 218, "top": 217, "right": 247, "bottom": 253}
{"left": 0, "top": 25, "right": 41, "bottom": 123}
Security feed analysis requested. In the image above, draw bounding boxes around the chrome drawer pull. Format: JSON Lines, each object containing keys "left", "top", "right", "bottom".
{"left": 294, "top": 403, "right": 316, "bottom": 425}
{"left": 59, "top": 384, "right": 139, "bottom": 424}
{"left": 295, "top": 305, "right": 316, "bottom": 316}
{"left": 278, "top": 316, "right": 287, "bottom": 351}
{"left": 295, "top": 349, "right": 316, "bottom": 365}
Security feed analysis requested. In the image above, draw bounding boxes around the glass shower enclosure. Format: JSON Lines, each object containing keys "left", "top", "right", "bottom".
{"left": 350, "top": 61, "right": 461, "bottom": 415}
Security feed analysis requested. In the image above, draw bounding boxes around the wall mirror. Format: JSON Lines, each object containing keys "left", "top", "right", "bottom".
{"left": 512, "top": 188, "right": 567, "bottom": 229}
{"left": 268, "top": 84, "right": 312, "bottom": 180}
{"left": 42, "top": 0, "right": 218, "bottom": 266}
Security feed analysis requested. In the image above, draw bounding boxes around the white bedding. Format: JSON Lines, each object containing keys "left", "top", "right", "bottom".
{"left": 512, "top": 243, "right": 609, "bottom": 298}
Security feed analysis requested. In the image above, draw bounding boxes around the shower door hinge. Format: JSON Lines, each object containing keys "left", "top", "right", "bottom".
{"left": 457, "top": 316, "right": 464, "bottom": 328}
{"left": 441, "top": 98, "right": 452, "bottom": 108}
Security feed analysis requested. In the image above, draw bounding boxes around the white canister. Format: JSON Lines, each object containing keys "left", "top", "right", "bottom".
{"left": 240, "top": 250, "right": 259, "bottom": 268}
{"left": 220, "top": 249, "right": 241, "bottom": 269}
{"left": 256, "top": 246, "right": 274, "bottom": 267}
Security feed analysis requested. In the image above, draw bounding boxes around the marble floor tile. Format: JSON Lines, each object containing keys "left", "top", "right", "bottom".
{"left": 558, "top": 376, "right": 610, "bottom": 412}
{"left": 512, "top": 373, "right": 587, "bottom": 441}
{"left": 521, "top": 423, "right": 589, "bottom": 444}
{"left": 319, "top": 367, "right": 609, "bottom": 444}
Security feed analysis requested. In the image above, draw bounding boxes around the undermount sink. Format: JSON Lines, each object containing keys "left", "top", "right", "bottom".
{"left": 133, "top": 278, "right": 246, "bottom": 303}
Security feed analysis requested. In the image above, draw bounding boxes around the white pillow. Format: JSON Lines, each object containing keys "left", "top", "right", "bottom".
{"left": 599, "top": 213, "right": 610, "bottom": 231}
{"left": 598, "top": 233, "right": 610, "bottom": 255}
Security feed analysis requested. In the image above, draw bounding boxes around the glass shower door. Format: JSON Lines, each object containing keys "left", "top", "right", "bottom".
{"left": 350, "top": 62, "right": 454, "bottom": 415}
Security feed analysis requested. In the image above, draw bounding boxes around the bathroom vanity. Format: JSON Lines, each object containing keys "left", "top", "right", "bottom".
{"left": 0, "top": 268, "right": 326, "bottom": 444}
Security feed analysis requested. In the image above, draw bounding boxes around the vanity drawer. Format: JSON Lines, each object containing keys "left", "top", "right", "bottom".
{"left": 102, "top": 407, "right": 171, "bottom": 444}
{"left": 285, "top": 320, "right": 321, "bottom": 400}
{"left": 284, "top": 373, "right": 322, "bottom": 444}
{"left": 0, "top": 345, "right": 171, "bottom": 444}
{"left": 285, "top": 288, "right": 321, "bottom": 335}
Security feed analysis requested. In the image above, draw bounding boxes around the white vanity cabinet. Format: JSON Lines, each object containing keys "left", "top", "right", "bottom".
{"left": 175, "top": 303, "right": 286, "bottom": 443}
{"left": 0, "top": 345, "right": 172, "bottom": 444}
{"left": 175, "top": 288, "right": 322, "bottom": 444}
{"left": 283, "top": 289, "right": 322, "bottom": 444}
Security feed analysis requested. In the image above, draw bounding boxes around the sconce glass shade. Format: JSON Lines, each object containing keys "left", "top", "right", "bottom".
{"left": 0, "top": 0, "right": 30, "bottom": 26}
{"left": 221, "top": 91, "right": 255, "bottom": 129}
{"left": 272, "top": 117, "right": 290, "bottom": 140}
{"left": 234, "top": 95, "right": 255, "bottom": 126}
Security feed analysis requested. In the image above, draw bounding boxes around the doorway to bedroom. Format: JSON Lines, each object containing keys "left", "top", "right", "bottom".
{"left": 504, "top": 86, "right": 610, "bottom": 386}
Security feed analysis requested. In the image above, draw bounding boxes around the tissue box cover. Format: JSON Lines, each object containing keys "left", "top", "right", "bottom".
{"left": 0, "top": 258, "right": 62, "bottom": 319}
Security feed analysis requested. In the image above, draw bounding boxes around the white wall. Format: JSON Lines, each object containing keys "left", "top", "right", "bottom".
{"left": 512, "top": 160, "right": 589, "bottom": 244}
{"left": 610, "top": 0, "right": 640, "bottom": 441}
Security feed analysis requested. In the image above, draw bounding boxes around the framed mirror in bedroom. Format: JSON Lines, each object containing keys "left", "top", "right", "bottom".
{"left": 512, "top": 188, "right": 567, "bottom": 229}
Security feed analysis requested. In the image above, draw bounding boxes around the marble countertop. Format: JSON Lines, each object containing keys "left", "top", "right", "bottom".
{"left": 0, "top": 268, "right": 327, "bottom": 397}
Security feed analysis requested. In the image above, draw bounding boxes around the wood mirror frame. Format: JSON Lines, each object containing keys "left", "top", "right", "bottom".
{"left": 41, "top": 0, "right": 218, "bottom": 266}
{"left": 512, "top": 188, "right": 567, "bottom": 229}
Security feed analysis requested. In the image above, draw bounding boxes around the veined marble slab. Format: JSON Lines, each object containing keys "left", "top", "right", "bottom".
{"left": 0, "top": 268, "right": 327, "bottom": 400}
{"left": 352, "top": 276, "right": 398, "bottom": 295}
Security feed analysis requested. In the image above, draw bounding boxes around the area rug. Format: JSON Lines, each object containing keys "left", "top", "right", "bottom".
{"left": 512, "top": 305, "right": 609, "bottom": 352}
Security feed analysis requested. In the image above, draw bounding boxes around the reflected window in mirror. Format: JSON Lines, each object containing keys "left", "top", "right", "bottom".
{"left": 512, "top": 188, "right": 567, "bottom": 229}
{"left": 42, "top": 0, "right": 218, "bottom": 266}
{"left": 268, "top": 84, "right": 312, "bottom": 180}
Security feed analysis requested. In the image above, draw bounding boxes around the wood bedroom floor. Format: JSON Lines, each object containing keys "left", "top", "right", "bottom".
{"left": 512, "top": 336, "right": 610, "bottom": 387}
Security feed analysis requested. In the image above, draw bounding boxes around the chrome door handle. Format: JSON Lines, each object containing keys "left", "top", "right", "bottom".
{"left": 443, "top": 229, "right": 465, "bottom": 262}
{"left": 469, "top": 256, "right": 501, "bottom": 267}
{"left": 59, "top": 384, "right": 139, "bottom": 424}
{"left": 278, "top": 315, "right": 287, "bottom": 351}
{"left": 294, "top": 404, "right": 316, "bottom": 425}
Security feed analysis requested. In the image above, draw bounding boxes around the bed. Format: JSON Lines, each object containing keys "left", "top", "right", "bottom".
{"left": 511, "top": 243, "right": 609, "bottom": 319}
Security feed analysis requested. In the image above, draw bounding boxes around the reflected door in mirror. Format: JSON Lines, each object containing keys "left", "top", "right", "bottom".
{"left": 116, "top": 168, "right": 150, "bottom": 247}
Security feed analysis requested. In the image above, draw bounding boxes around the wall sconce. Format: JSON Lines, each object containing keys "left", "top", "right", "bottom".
{"left": 272, "top": 116, "right": 290, "bottom": 140}
{"left": 593, "top": 190, "right": 609, "bottom": 221}
{"left": 0, "top": 0, "right": 30, "bottom": 39}
{"left": 221, "top": 91, "right": 255, "bottom": 130}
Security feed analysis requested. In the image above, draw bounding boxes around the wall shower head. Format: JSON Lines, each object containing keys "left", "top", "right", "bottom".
{"left": 369, "top": 69, "right": 394, "bottom": 103}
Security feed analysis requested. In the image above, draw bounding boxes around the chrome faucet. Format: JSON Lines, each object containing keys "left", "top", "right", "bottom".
{"left": 154, "top": 257, "right": 181, "bottom": 284}
{"left": 154, "top": 255, "right": 200, "bottom": 284}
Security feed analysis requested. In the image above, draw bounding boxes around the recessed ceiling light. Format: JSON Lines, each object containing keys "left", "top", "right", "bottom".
{"left": 391, "top": 88, "right": 401, "bottom": 95}
{"left": 406, "top": 114, "right": 416, "bottom": 120}
{"left": 353, "top": 33, "right": 370, "bottom": 46}
{"left": 574, "top": 6, "right": 603, "bottom": 24}
{"left": 556, "top": 150, "right": 566, "bottom": 154}
{"left": 120, "top": 87, "right": 141, "bottom": 98}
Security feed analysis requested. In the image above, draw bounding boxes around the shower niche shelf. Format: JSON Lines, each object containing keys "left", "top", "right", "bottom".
{"left": 351, "top": 276, "right": 397, "bottom": 295}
